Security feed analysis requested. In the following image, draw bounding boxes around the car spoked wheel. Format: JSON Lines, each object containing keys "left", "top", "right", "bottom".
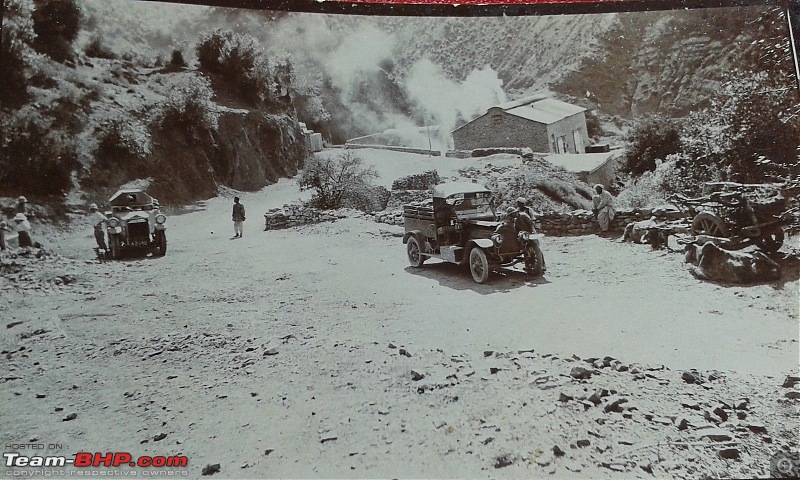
{"left": 406, "top": 236, "right": 425, "bottom": 268}
{"left": 469, "top": 247, "right": 490, "bottom": 284}
{"left": 154, "top": 230, "right": 167, "bottom": 257}
{"left": 525, "top": 243, "right": 544, "bottom": 277}
{"left": 755, "top": 225, "right": 784, "bottom": 253}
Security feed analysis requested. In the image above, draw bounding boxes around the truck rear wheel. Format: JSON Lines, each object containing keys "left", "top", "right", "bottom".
{"left": 406, "top": 236, "right": 425, "bottom": 268}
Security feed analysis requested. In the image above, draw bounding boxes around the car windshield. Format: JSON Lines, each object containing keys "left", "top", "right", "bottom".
{"left": 445, "top": 191, "right": 494, "bottom": 218}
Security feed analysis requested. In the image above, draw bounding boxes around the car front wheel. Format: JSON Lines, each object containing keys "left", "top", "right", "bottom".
{"left": 406, "top": 236, "right": 425, "bottom": 268}
{"left": 469, "top": 247, "right": 490, "bottom": 284}
{"left": 154, "top": 230, "right": 167, "bottom": 257}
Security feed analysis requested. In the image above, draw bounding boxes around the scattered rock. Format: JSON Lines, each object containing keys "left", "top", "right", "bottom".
{"left": 154, "top": 433, "right": 167, "bottom": 442}
{"left": 552, "top": 445, "right": 566, "bottom": 457}
{"left": 700, "top": 428, "right": 733, "bottom": 442}
{"left": 399, "top": 348, "right": 412, "bottom": 358}
{"left": 493, "top": 454, "right": 514, "bottom": 469}
{"left": 602, "top": 462, "right": 626, "bottom": 472}
{"left": 263, "top": 348, "right": 279, "bottom": 356}
{"left": 785, "top": 391, "right": 800, "bottom": 400}
{"left": 264, "top": 449, "right": 274, "bottom": 456}
{"left": 576, "top": 439, "right": 590, "bottom": 448}
{"left": 615, "top": 364, "right": 629, "bottom": 372}
{"left": 604, "top": 397, "right": 628, "bottom": 413}
{"left": 483, "top": 350, "right": 494, "bottom": 357}
{"left": 558, "top": 392, "right": 573, "bottom": 402}
{"left": 63, "top": 413, "right": 77, "bottom": 422}
{"left": 782, "top": 375, "right": 800, "bottom": 388}
{"left": 35, "top": 394, "right": 45, "bottom": 399}
{"left": 201, "top": 464, "right": 221, "bottom": 476}
{"left": 570, "top": 367, "right": 592, "bottom": 380}
{"left": 712, "top": 406, "right": 729, "bottom": 422}
{"left": 587, "top": 393, "right": 602, "bottom": 405}
{"left": 652, "top": 417, "right": 672, "bottom": 426}
{"left": 410, "top": 370, "right": 425, "bottom": 381}
{"left": 681, "top": 400, "right": 701, "bottom": 411}
{"left": 747, "top": 423, "right": 767, "bottom": 434}
{"left": 675, "top": 416, "right": 691, "bottom": 430}
{"left": 718, "top": 447, "right": 740, "bottom": 459}
{"left": 388, "top": 343, "right": 397, "bottom": 349}
{"left": 682, "top": 370, "right": 703, "bottom": 384}
{"left": 320, "top": 433, "right": 338, "bottom": 443}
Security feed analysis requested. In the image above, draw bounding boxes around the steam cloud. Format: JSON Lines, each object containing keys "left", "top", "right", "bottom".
{"left": 266, "top": 15, "right": 508, "bottom": 148}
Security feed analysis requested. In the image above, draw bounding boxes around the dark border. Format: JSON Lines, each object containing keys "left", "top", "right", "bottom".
{"left": 140, "top": 0, "right": 789, "bottom": 17}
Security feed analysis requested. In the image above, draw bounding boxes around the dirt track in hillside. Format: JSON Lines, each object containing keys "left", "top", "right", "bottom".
{"left": 2, "top": 177, "right": 799, "bottom": 479}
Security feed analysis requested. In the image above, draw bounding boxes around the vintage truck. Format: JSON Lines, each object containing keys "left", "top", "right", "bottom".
{"left": 402, "top": 182, "right": 544, "bottom": 283}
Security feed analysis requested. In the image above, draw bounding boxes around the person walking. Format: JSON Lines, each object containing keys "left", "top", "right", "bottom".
{"left": 232, "top": 197, "right": 246, "bottom": 238}
{"left": 592, "top": 184, "right": 616, "bottom": 232}
{"left": 88, "top": 203, "right": 108, "bottom": 251}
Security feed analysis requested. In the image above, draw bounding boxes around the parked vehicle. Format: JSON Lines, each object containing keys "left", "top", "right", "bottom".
{"left": 669, "top": 181, "right": 798, "bottom": 252}
{"left": 105, "top": 189, "right": 167, "bottom": 259}
{"left": 402, "top": 182, "right": 544, "bottom": 283}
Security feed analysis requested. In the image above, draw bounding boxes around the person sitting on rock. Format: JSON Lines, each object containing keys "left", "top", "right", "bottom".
{"left": 12, "top": 213, "right": 33, "bottom": 248}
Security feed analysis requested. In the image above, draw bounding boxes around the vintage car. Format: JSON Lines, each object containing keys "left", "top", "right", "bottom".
{"left": 105, "top": 189, "right": 167, "bottom": 259}
{"left": 402, "top": 182, "right": 544, "bottom": 283}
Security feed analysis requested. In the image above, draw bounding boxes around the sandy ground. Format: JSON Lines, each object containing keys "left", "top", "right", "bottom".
{"left": 2, "top": 150, "right": 799, "bottom": 479}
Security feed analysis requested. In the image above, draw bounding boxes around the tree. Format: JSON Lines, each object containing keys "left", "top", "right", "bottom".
{"left": 298, "top": 151, "right": 381, "bottom": 211}
{"left": 31, "top": 0, "right": 81, "bottom": 62}
{"left": 622, "top": 115, "right": 682, "bottom": 176}
{"left": 1, "top": 0, "right": 36, "bottom": 108}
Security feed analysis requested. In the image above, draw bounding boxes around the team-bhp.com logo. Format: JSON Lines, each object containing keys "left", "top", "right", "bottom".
{"left": 4, "top": 452, "right": 188, "bottom": 468}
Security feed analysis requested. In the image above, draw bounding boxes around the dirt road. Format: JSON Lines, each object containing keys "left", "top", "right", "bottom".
{"left": 2, "top": 176, "right": 798, "bottom": 479}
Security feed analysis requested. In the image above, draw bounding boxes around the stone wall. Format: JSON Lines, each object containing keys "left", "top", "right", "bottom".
{"left": 537, "top": 207, "right": 686, "bottom": 236}
{"left": 453, "top": 109, "right": 549, "bottom": 152}
{"left": 372, "top": 206, "right": 687, "bottom": 235}
{"left": 264, "top": 203, "right": 346, "bottom": 230}
{"left": 391, "top": 171, "right": 441, "bottom": 191}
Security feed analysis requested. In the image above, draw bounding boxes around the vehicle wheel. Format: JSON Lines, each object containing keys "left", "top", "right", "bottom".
{"left": 755, "top": 225, "right": 784, "bottom": 253}
{"left": 469, "top": 247, "right": 490, "bottom": 284}
{"left": 108, "top": 235, "right": 121, "bottom": 260}
{"left": 691, "top": 212, "right": 728, "bottom": 237}
{"left": 154, "top": 230, "right": 167, "bottom": 257}
{"left": 406, "top": 236, "right": 425, "bottom": 267}
{"left": 525, "top": 243, "right": 544, "bottom": 277}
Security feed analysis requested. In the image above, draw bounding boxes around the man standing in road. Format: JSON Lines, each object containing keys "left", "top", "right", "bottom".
{"left": 232, "top": 197, "right": 246, "bottom": 238}
{"left": 88, "top": 203, "right": 108, "bottom": 252}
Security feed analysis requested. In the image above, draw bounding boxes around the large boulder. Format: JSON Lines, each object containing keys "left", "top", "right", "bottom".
{"left": 687, "top": 242, "right": 780, "bottom": 284}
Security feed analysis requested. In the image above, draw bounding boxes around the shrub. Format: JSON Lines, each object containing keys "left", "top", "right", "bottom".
{"left": 170, "top": 49, "right": 187, "bottom": 68}
{"left": 197, "top": 29, "right": 257, "bottom": 79}
{"left": 622, "top": 115, "right": 681, "bottom": 176}
{"left": 298, "top": 151, "right": 381, "bottom": 211}
{"left": 95, "top": 116, "right": 152, "bottom": 161}
{"left": 153, "top": 74, "right": 219, "bottom": 135}
{"left": 1, "top": 0, "right": 36, "bottom": 107}
{"left": 84, "top": 35, "right": 115, "bottom": 59}
{"left": 0, "top": 107, "right": 78, "bottom": 195}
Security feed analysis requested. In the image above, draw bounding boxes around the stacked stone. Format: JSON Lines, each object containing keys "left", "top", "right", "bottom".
{"left": 264, "top": 203, "right": 338, "bottom": 230}
{"left": 537, "top": 207, "right": 686, "bottom": 236}
{"left": 386, "top": 190, "right": 430, "bottom": 209}
{"left": 373, "top": 210, "right": 405, "bottom": 226}
{"left": 391, "top": 170, "right": 441, "bottom": 191}
{"left": 444, "top": 150, "right": 471, "bottom": 159}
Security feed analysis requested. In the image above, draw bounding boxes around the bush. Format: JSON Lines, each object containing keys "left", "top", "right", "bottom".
{"left": 197, "top": 29, "right": 257, "bottom": 79}
{"left": 298, "top": 152, "right": 381, "bottom": 211}
{"left": 95, "top": 116, "right": 151, "bottom": 161}
{"left": 32, "top": 0, "right": 81, "bottom": 62}
{"left": 84, "top": 35, "right": 115, "bottom": 59}
{"left": 153, "top": 74, "right": 219, "bottom": 135}
{"left": 622, "top": 115, "right": 681, "bottom": 176}
{"left": 1, "top": 0, "right": 36, "bottom": 108}
{"left": 170, "top": 49, "right": 187, "bottom": 68}
{"left": 0, "top": 107, "right": 78, "bottom": 195}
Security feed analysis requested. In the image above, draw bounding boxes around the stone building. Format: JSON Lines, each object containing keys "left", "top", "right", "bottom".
{"left": 452, "top": 94, "right": 588, "bottom": 154}
{"left": 544, "top": 150, "right": 623, "bottom": 188}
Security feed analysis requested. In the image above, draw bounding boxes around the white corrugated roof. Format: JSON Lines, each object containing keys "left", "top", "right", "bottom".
{"left": 505, "top": 98, "right": 587, "bottom": 125}
{"left": 544, "top": 152, "right": 618, "bottom": 173}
